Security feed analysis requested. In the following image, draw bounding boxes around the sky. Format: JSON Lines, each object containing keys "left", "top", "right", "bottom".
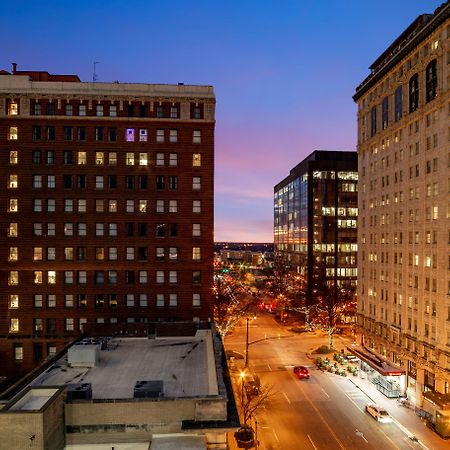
{"left": 1, "top": 0, "right": 443, "bottom": 242}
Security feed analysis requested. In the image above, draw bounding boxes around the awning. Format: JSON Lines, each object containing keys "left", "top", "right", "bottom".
{"left": 347, "top": 345, "right": 405, "bottom": 376}
{"left": 423, "top": 390, "right": 450, "bottom": 411}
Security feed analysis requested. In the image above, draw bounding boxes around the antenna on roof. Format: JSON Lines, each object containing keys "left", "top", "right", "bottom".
{"left": 93, "top": 61, "right": 100, "bottom": 82}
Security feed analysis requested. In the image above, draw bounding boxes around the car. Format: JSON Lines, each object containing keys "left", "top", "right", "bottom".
{"left": 293, "top": 365, "right": 311, "bottom": 379}
{"left": 365, "top": 403, "right": 393, "bottom": 423}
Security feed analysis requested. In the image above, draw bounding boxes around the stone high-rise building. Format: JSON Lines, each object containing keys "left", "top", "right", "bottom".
{"left": 0, "top": 65, "right": 215, "bottom": 382}
{"left": 354, "top": 2, "right": 449, "bottom": 407}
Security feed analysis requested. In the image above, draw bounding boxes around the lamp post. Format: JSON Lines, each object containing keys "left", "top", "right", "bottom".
{"left": 239, "top": 370, "right": 246, "bottom": 425}
{"left": 245, "top": 317, "right": 249, "bottom": 369}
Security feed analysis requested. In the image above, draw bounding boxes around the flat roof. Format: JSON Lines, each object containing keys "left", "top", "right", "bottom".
{"left": 31, "top": 333, "right": 216, "bottom": 400}
{"left": 8, "top": 388, "right": 59, "bottom": 411}
{"left": 347, "top": 345, "right": 405, "bottom": 376}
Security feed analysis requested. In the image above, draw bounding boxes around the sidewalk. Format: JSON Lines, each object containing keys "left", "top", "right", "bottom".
{"left": 309, "top": 335, "right": 447, "bottom": 450}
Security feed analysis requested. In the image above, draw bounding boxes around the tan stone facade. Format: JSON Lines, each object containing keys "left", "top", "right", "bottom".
{"left": 354, "top": 5, "right": 450, "bottom": 404}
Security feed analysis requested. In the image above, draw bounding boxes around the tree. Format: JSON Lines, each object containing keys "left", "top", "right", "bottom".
{"left": 213, "top": 274, "right": 255, "bottom": 338}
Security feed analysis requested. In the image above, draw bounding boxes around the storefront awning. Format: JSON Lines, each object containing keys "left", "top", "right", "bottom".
{"left": 347, "top": 345, "right": 405, "bottom": 376}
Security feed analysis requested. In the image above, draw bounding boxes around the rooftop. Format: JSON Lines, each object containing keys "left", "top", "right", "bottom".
{"left": 30, "top": 332, "right": 217, "bottom": 400}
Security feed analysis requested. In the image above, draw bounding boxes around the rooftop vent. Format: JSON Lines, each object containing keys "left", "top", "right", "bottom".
{"left": 133, "top": 380, "right": 164, "bottom": 399}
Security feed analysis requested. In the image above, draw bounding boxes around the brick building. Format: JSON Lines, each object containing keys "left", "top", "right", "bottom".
{"left": 0, "top": 65, "right": 215, "bottom": 382}
{"left": 354, "top": 1, "right": 449, "bottom": 415}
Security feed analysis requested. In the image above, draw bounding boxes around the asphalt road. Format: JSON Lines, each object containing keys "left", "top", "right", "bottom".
{"left": 225, "top": 312, "right": 425, "bottom": 450}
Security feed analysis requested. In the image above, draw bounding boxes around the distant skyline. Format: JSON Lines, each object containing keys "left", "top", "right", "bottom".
{"left": 2, "top": 0, "right": 442, "bottom": 242}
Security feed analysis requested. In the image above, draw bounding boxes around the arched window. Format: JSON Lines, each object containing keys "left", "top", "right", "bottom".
{"left": 425, "top": 60, "right": 437, "bottom": 103}
{"left": 409, "top": 74, "right": 419, "bottom": 113}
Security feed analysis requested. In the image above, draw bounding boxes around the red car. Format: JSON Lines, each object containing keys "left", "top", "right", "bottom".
{"left": 293, "top": 366, "right": 311, "bottom": 379}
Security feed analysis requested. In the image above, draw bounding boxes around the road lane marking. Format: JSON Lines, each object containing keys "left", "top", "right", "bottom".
{"left": 272, "top": 429, "right": 279, "bottom": 441}
{"left": 283, "top": 391, "right": 291, "bottom": 404}
{"left": 321, "top": 388, "right": 330, "bottom": 398}
{"left": 307, "top": 434, "right": 318, "bottom": 450}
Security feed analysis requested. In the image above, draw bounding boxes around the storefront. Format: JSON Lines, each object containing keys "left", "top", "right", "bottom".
{"left": 347, "top": 345, "right": 405, "bottom": 398}
{"left": 422, "top": 390, "right": 450, "bottom": 438}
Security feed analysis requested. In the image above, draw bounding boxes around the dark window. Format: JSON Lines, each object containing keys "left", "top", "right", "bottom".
{"left": 138, "top": 247, "right": 148, "bottom": 260}
{"left": 138, "top": 223, "right": 147, "bottom": 236}
{"left": 95, "top": 127, "right": 104, "bottom": 141}
{"left": 64, "top": 126, "right": 73, "bottom": 141}
{"left": 169, "top": 223, "right": 178, "bottom": 237}
{"left": 192, "top": 106, "right": 202, "bottom": 119}
{"left": 32, "top": 150, "right": 41, "bottom": 164}
{"left": 156, "top": 105, "right": 164, "bottom": 118}
{"left": 47, "top": 103, "right": 55, "bottom": 115}
{"left": 381, "top": 96, "right": 388, "bottom": 130}
{"left": 47, "top": 126, "right": 55, "bottom": 140}
{"left": 63, "top": 175, "right": 72, "bottom": 189}
{"left": 77, "top": 247, "right": 87, "bottom": 260}
{"left": 47, "top": 150, "right": 55, "bottom": 165}
{"left": 409, "top": 74, "right": 419, "bottom": 113}
{"left": 108, "top": 127, "right": 117, "bottom": 141}
{"left": 127, "top": 105, "right": 134, "bottom": 117}
{"left": 425, "top": 60, "right": 437, "bottom": 103}
{"left": 125, "top": 175, "right": 134, "bottom": 189}
{"left": 32, "top": 126, "right": 42, "bottom": 140}
{"left": 77, "top": 127, "right": 86, "bottom": 141}
{"left": 169, "top": 176, "right": 178, "bottom": 190}
{"left": 370, "top": 106, "right": 377, "bottom": 137}
{"left": 156, "top": 176, "right": 165, "bottom": 190}
{"left": 126, "top": 223, "right": 134, "bottom": 236}
{"left": 33, "top": 343, "right": 43, "bottom": 362}
{"left": 47, "top": 318, "right": 56, "bottom": 333}
{"left": 64, "top": 151, "right": 73, "bottom": 165}
{"left": 95, "top": 271, "right": 104, "bottom": 285}
{"left": 140, "top": 105, "right": 146, "bottom": 117}
{"left": 108, "top": 175, "right": 117, "bottom": 189}
{"left": 394, "top": 86, "right": 403, "bottom": 122}
{"left": 193, "top": 271, "right": 201, "bottom": 284}
{"left": 77, "top": 294, "right": 87, "bottom": 307}
{"left": 126, "top": 271, "right": 135, "bottom": 284}
{"left": 109, "top": 294, "right": 117, "bottom": 308}
{"left": 156, "top": 224, "right": 165, "bottom": 237}
{"left": 77, "top": 175, "right": 86, "bottom": 189}
{"left": 138, "top": 175, "right": 147, "bottom": 189}
{"left": 95, "top": 294, "right": 104, "bottom": 308}
{"left": 33, "top": 103, "right": 41, "bottom": 115}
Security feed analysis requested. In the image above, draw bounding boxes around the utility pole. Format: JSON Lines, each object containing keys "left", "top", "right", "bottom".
{"left": 245, "top": 317, "right": 249, "bottom": 369}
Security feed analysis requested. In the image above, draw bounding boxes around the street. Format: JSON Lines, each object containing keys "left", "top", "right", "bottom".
{"left": 225, "top": 312, "right": 439, "bottom": 450}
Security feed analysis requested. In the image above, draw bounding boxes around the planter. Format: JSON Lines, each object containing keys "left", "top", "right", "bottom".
{"left": 235, "top": 426, "right": 255, "bottom": 448}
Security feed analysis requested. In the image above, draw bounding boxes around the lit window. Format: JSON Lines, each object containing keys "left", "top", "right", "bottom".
{"left": 170, "top": 106, "right": 178, "bottom": 118}
{"left": 47, "top": 247, "right": 56, "bottom": 260}
{"left": 65, "top": 271, "right": 74, "bottom": 284}
{"left": 109, "top": 223, "right": 117, "bottom": 236}
{"left": 169, "top": 200, "right": 177, "bottom": 213}
{"left": 78, "top": 271, "right": 87, "bottom": 284}
{"left": 95, "top": 199, "right": 104, "bottom": 212}
{"left": 109, "top": 199, "right": 117, "bottom": 212}
{"left": 193, "top": 200, "right": 201, "bottom": 213}
{"left": 65, "top": 104, "right": 73, "bottom": 116}
{"left": 139, "top": 271, "right": 148, "bottom": 284}
{"left": 34, "top": 270, "right": 43, "bottom": 284}
{"left": 9, "top": 150, "right": 18, "bottom": 164}
{"left": 8, "top": 102, "right": 18, "bottom": 115}
{"left": 169, "top": 271, "right": 177, "bottom": 284}
{"left": 47, "top": 175, "right": 56, "bottom": 188}
{"left": 8, "top": 271, "right": 18, "bottom": 285}
{"left": 47, "top": 223, "right": 56, "bottom": 236}
{"left": 139, "top": 153, "right": 148, "bottom": 166}
{"left": 65, "top": 318, "right": 74, "bottom": 331}
{"left": 33, "top": 247, "right": 42, "bottom": 261}
{"left": 10, "top": 319, "right": 19, "bottom": 333}
{"left": 169, "top": 129, "right": 178, "bottom": 143}
{"left": 78, "top": 199, "right": 87, "bottom": 212}
{"left": 48, "top": 271, "right": 56, "bottom": 284}
{"left": 8, "top": 222, "right": 18, "bottom": 237}
{"left": 169, "top": 153, "right": 178, "bottom": 166}
{"left": 139, "top": 129, "right": 148, "bottom": 142}
{"left": 156, "top": 294, "right": 164, "bottom": 307}
{"left": 156, "top": 247, "right": 164, "bottom": 260}
{"left": 96, "top": 247, "right": 105, "bottom": 261}
{"left": 193, "top": 130, "right": 201, "bottom": 143}
{"left": 156, "top": 129, "right": 164, "bottom": 143}
{"left": 8, "top": 247, "right": 18, "bottom": 261}
{"left": 96, "top": 223, "right": 104, "bottom": 236}
{"left": 193, "top": 293, "right": 201, "bottom": 307}
{"left": 156, "top": 271, "right": 164, "bottom": 284}
{"left": 8, "top": 175, "right": 18, "bottom": 188}
{"left": 79, "top": 104, "right": 86, "bottom": 116}
{"left": 193, "top": 223, "right": 201, "bottom": 237}
{"left": 109, "top": 247, "right": 117, "bottom": 260}
{"left": 193, "top": 177, "right": 201, "bottom": 190}
{"left": 96, "top": 176, "right": 104, "bottom": 189}
{"left": 64, "top": 223, "right": 73, "bottom": 236}
{"left": 126, "top": 153, "right": 135, "bottom": 165}
{"left": 96, "top": 105, "right": 104, "bottom": 116}
{"left": 193, "top": 154, "right": 201, "bottom": 167}
{"left": 166, "top": 248, "right": 176, "bottom": 262}
{"left": 47, "top": 199, "right": 55, "bottom": 212}
{"left": 96, "top": 152, "right": 104, "bottom": 165}
{"left": 156, "top": 199, "right": 164, "bottom": 213}
{"left": 126, "top": 128, "right": 135, "bottom": 142}
{"left": 169, "top": 294, "right": 178, "bottom": 307}
{"left": 139, "top": 294, "right": 148, "bottom": 306}
{"left": 192, "top": 247, "right": 201, "bottom": 260}
{"left": 8, "top": 126, "right": 18, "bottom": 140}
{"left": 139, "top": 200, "right": 147, "bottom": 213}
{"left": 126, "top": 294, "right": 134, "bottom": 307}
{"left": 126, "top": 200, "right": 134, "bottom": 213}
{"left": 109, "top": 152, "right": 117, "bottom": 165}
{"left": 156, "top": 153, "right": 165, "bottom": 166}
{"left": 65, "top": 294, "right": 74, "bottom": 307}
{"left": 48, "top": 294, "right": 56, "bottom": 307}
{"left": 78, "top": 223, "right": 87, "bottom": 236}
{"left": 8, "top": 199, "right": 18, "bottom": 212}
{"left": 9, "top": 294, "right": 19, "bottom": 309}
{"left": 34, "top": 294, "right": 43, "bottom": 307}
{"left": 64, "top": 247, "right": 73, "bottom": 260}
{"left": 126, "top": 247, "right": 135, "bottom": 260}
{"left": 110, "top": 105, "right": 117, "bottom": 117}
{"left": 77, "top": 152, "right": 87, "bottom": 165}
{"left": 33, "top": 199, "right": 42, "bottom": 212}
{"left": 33, "top": 223, "right": 42, "bottom": 236}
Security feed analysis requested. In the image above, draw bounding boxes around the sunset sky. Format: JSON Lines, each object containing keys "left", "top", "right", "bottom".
{"left": 2, "top": 0, "right": 441, "bottom": 242}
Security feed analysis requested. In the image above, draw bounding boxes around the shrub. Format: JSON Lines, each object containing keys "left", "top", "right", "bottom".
{"left": 318, "top": 345, "right": 330, "bottom": 354}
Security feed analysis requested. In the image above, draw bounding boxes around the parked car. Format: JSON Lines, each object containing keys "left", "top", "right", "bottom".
{"left": 365, "top": 403, "right": 393, "bottom": 423}
{"left": 293, "top": 365, "right": 311, "bottom": 379}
